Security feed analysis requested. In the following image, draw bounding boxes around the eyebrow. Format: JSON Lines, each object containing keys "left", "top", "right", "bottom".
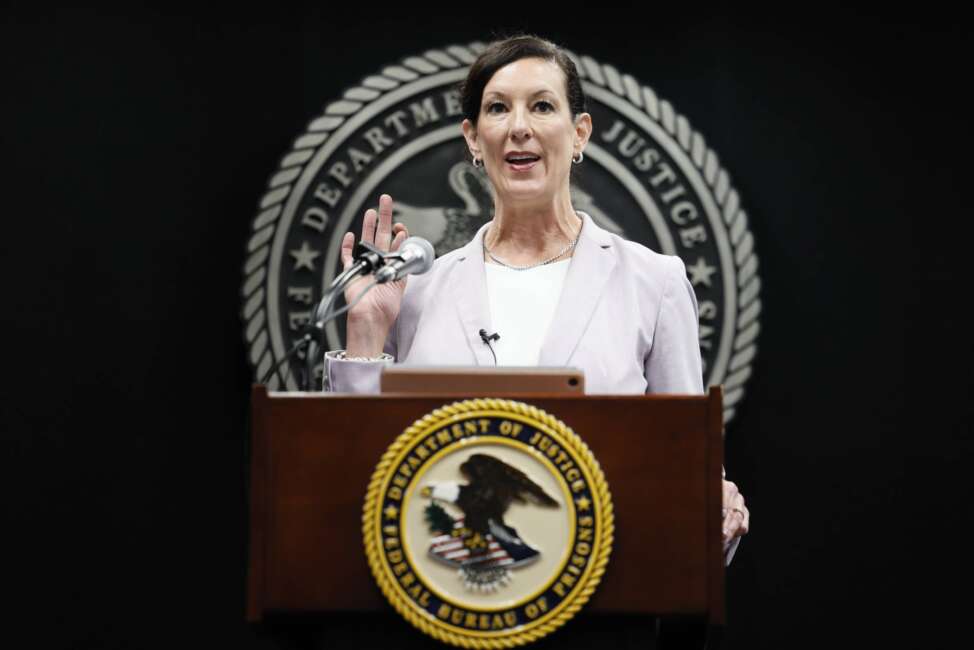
{"left": 482, "top": 89, "right": 558, "bottom": 102}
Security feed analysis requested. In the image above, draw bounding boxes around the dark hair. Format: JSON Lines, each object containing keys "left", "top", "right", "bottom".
{"left": 460, "top": 35, "right": 587, "bottom": 126}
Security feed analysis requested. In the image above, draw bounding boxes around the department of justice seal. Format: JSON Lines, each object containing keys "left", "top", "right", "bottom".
{"left": 241, "top": 43, "right": 761, "bottom": 421}
{"left": 363, "top": 399, "right": 612, "bottom": 647}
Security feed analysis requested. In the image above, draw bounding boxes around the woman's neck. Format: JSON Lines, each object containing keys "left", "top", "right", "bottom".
{"left": 485, "top": 192, "right": 581, "bottom": 266}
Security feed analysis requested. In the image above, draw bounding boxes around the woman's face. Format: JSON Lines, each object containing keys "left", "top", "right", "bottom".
{"left": 462, "top": 57, "right": 591, "bottom": 207}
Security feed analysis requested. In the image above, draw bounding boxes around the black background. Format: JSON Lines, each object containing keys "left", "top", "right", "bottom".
{"left": 2, "top": 5, "right": 968, "bottom": 649}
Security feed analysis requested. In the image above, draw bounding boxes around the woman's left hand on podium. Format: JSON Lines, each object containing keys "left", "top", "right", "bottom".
{"left": 721, "top": 480, "right": 749, "bottom": 544}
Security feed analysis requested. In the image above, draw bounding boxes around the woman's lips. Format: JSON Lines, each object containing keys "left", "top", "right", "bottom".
{"left": 505, "top": 155, "right": 540, "bottom": 172}
{"left": 507, "top": 160, "right": 538, "bottom": 171}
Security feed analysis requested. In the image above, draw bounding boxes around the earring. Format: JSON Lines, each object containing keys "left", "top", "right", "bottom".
{"left": 572, "top": 151, "right": 584, "bottom": 164}
{"left": 472, "top": 157, "right": 483, "bottom": 168}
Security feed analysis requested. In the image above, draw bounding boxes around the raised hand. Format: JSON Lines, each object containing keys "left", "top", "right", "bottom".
{"left": 339, "top": 194, "right": 409, "bottom": 357}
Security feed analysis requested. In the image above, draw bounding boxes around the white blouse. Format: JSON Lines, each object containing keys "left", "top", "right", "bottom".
{"left": 484, "top": 259, "right": 571, "bottom": 366}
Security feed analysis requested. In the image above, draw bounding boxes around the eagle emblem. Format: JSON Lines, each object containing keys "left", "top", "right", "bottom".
{"left": 363, "top": 400, "right": 613, "bottom": 647}
{"left": 422, "top": 453, "right": 559, "bottom": 592}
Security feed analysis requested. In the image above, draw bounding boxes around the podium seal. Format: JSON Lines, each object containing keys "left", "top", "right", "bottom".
{"left": 363, "top": 399, "right": 613, "bottom": 647}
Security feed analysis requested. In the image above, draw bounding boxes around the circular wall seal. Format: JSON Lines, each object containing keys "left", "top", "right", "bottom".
{"left": 241, "top": 43, "right": 761, "bottom": 422}
{"left": 363, "top": 398, "right": 613, "bottom": 648}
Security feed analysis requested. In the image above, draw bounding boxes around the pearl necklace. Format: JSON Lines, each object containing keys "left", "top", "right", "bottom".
{"left": 482, "top": 220, "right": 582, "bottom": 271}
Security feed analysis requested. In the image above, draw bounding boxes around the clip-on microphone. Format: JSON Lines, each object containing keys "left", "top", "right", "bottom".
{"left": 478, "top": 329, "right": 500, "bottom": 365}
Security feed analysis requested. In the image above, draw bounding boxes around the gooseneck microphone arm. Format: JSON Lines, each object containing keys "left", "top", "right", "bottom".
{"left": 308, "top": 237, "right": 433, "bottom": 388}
{"left": 260, "top": 264, "right": 364, "bottom": 389}
{"left": 260, "top": 238, "right": 435, "bottom": 391}
{"left": 303, "top": 241, "right": 388, "bottom": 390}
{"left": 260, "top": 241, "right": 385, "bottom": 390}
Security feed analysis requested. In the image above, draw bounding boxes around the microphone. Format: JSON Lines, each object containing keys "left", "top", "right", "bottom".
{"left": 280, "top": 237, "right": 434, "bottom": 391}
{"left": 375, "top": 236, "right": 435, "bottom": 284}
{"left": 478, "top": 329, "right": 500, "bottom": 343}
{"left": 479, "top": 328, "right": 500, "bottom": 365}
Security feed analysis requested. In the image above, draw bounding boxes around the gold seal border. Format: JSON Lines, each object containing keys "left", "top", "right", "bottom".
{"left": 363, "top": 398, "right": 615, "bottom": 648}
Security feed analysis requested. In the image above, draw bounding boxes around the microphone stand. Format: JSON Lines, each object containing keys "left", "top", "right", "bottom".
{"left": 260, "top": 242, "right": 386, "bottom": 390}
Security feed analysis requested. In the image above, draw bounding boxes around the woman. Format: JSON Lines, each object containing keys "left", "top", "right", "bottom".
{"left": 325, "top": 35, "right": 748, "bottom": 552}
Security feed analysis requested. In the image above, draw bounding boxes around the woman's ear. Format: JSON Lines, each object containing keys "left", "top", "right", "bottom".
{"left": 574, "top": 112, "right": 593, "bottom": 156}
{"left": 462, "top": 118, "right": 480, "bottom": 160}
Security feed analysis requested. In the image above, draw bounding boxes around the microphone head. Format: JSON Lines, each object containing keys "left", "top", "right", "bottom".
{"left": 375, "top": 236, "right": 435, "bottom": 283}
{"left": 399, "top": 236, "right": 435, "bottom": 275}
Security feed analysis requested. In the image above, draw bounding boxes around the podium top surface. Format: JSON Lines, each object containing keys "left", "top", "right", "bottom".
{"left": 380, "top": 366, "right": 586, "bottom": 395}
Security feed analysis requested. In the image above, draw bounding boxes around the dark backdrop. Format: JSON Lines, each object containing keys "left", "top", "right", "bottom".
{"left": 2, "top": 5, "right": 967, "bottom": 649}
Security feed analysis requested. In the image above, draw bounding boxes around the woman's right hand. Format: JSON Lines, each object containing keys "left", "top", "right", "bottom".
{"left": 340, "top": 194, "right": 409, "bottom": 357}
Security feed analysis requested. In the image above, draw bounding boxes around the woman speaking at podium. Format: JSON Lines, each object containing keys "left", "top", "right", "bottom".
{"left": 324, "top": 35, "right": 748, "bottom": 554}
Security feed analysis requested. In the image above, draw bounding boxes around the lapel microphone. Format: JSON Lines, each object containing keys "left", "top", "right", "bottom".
{"left": 478, "top": 329, "right": 500, "bottom": 344}
{"left": 478, "top": 329, "right": 500, "bottom": 365}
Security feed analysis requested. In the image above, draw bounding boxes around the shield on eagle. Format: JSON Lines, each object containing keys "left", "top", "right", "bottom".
{"left": 422, "top": 453, "right": 559, "bottom": 592}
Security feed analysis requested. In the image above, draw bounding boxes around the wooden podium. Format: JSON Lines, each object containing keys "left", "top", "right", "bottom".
{"left": 247, "top": 383, "right": 725, "bottom": 635}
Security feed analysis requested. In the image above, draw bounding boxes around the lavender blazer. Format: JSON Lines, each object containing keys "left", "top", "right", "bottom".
{"left": 326, "top": 212, "right": 704, "bottom": 396}
{"left": 324, "top": 214, "right": 743, "bottom": 562}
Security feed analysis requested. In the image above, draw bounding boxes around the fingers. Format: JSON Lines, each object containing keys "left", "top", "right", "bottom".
{"left": 375, "top": 194, "right": 394, "bottom": 250}
{"left": 340, "top": 231, "right": 354, "bottom": 270}
{"left": 723, "top": 499, "right": 748, "bottom": 542}
{"left": 738, "top": 503, "right": 749, "bottom": 535}
{"left": 360, "top": 195, "right": 396, "bottom": 251}
{"left": 721, "top": 480, "right": 738, "bottom": 511}
{"left": 721, "top": 480, "right": 749, "bottom": 543}
{"left": 390, "top": 222, "right": 409, "bottom": 252}
{"left": 360, "top": 208, "right": 377, "bottom": 244}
